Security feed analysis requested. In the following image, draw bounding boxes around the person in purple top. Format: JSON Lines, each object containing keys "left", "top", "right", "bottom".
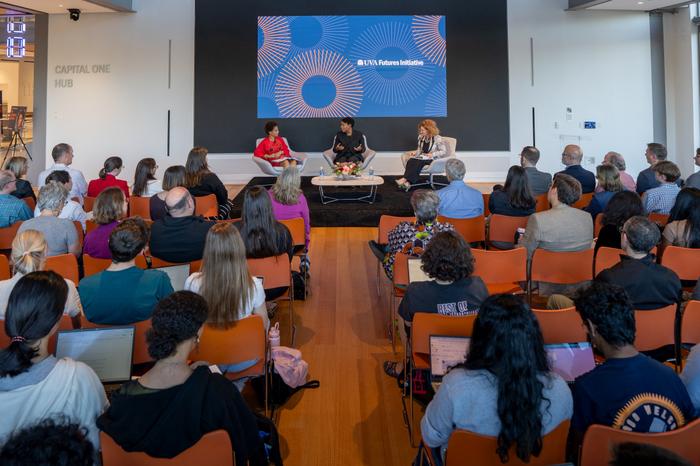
{"left": 268, "top": 166, "right": 310, "bottom": 250}
{"left": 83, "top": 187, "right": 127, "bottom": 259}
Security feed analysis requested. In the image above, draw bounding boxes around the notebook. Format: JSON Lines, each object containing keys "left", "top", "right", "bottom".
{"left": 408, "top": 258, "right": 431, "bottom": 283}
{"left": 158, "top": 264, "right": 191, "bottom": 291}
{"left": 55, "top": 327, "right": 134, "bottom": 384}
{"left": 429, "top": 335, "right": 471, "bottom": 391}
{"left": 545, "top": 342, "right": 596, "bottom": 382}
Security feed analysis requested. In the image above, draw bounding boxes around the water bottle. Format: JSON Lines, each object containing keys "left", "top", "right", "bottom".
{"left": 268, "top": 322, "right": 280, "bottom": 348}
{"left": 369, "top": 166, "right": 375, "bottom": 177}
{"left": 319, "top": 166, "right": 325, "bottom": 177}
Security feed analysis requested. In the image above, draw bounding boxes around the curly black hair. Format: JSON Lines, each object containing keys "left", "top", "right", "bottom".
{"left": 611, "top": 442, "right": 692, "bottom": 466}
{"left": 420, "top": 231, "right": 474, "bottom": 281}
{"left": 465, "top": 294, "right": 550, "bottom": 463}
{"left": 147, "top": 291, "right": 208, "bottom": 360}
{"left": 0, "top": 417, "right": 94, "bottom": 466}
{"left": 574, "top": 281, "right": 635, "bottom": 347}
{"left": 108, "top": 217, "right": 150, "bottom": 263}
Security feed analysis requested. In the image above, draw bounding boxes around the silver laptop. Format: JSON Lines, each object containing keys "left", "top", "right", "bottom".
{"left": 157, "top": 264, "right": 191, "bottom": 291}
{"left": 429, "top": 335, "right": 471, "bottom": 391}
{"left": 55, "top": 327, "right": 134, "bottom": 384}
{"left": 408, "top": 258, "right": 431, "bottom": 283}
{"left": 545, "top": 342, "right": 596, "bottom": 382}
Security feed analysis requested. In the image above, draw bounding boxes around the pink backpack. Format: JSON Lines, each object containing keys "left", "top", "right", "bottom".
{"left": 271, "top": 346, "right": 309, "bottom": 388}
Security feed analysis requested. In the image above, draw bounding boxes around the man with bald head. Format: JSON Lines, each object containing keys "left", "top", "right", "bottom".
{"left": 556, "top": 145, "right": 595, "bottom": 193}
{"left": 149, "top": 187, "right": 215, "bottom": 262}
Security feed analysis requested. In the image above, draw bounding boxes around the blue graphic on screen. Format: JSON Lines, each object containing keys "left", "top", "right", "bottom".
{"left": 257, "top": 15, "right": 447, "bottom": 119}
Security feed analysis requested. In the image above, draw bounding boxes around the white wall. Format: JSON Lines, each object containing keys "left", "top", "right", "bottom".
{"left": 44, "top": 0, "right": 194, "bottom": 185}
{"left": 0, "top": 61, "right": 20, "bottom": 110}
{"left": 42, "top": 0, "right": 658, "bottom": 185}
{"left": 18, "top": 61, "right": 34, "bottom": 109}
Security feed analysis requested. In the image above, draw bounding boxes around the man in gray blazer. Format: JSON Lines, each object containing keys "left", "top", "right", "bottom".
{"left": 520, "top": 146, "right": 552, "bottom": 196}
{"left": 519, "top": 173, "right": 594, "bottom": 258}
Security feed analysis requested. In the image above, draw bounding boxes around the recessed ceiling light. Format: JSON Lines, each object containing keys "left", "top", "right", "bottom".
{"left": 637, "top": 1, "right": 644, "bottom": 4}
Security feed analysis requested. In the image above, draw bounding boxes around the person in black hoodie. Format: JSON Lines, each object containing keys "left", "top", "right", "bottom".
{"left": 97, "top": 291, "right": 268, "bottom": 466}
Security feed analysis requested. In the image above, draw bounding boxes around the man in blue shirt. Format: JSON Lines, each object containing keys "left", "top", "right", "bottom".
{"left": 556, "top": 144, "right": 596, "bottom": 193}
{"left": 567, "top": 282, "right": 694, "bottom": 459}
{"left": 636, "top": 143, "right": 682, "bottom": 194}
{"left": 436, "top": 159, "right": 483, "bottom": 219}
{"left": 0, "top": 169, "right": 32, "bottom": 228}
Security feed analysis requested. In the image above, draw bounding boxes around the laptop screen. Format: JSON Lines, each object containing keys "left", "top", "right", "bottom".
{"left": 429, "top": 335, "right": 470, "bottom": 378}
{"left": 157, "top": 264, "right": 191, "bottom": 291}
{"left": 408, "top": 258, "right": 431, "bottom": 283}
{"left": 55, "top": 327, "right": 134, "bottom": 383}
{"left": 545, "top": 342, "right": 595, "bottom": 382}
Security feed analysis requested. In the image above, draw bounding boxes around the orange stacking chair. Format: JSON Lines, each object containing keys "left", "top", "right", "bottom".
{"left": 681, "top": 300, "right": 700, "bottom": 345}
{"left": 534, "top": 194, "right": 549, "bottom": 212}
{"left": 0, "top": 254, "right": 10, "bottom": 280}
{"left": 482, "top": 193, "right": 490, "bottom": 217}
{"left": 661, "top": 246, "right": 700, "bottom": 282}
{"left": 472, "top": 248, "right": 526, "bottom": 295}
{"left": 73, "top": 221, "right": 84, "bottom": 249}
{"left": 100, "top": 430, "right": 234, "bottom": 466}
{"left": 83, "top": 196, "right": 96, "bottom": 212}
{"left": 83, "top": 254, "right": 111, "bottom": 277}
{"left": 129, "top": 196, "right": 152, "bottom": 220}
{"left": 248, "top": 254, "right": 294, "bottom": 345}
{"left": 533, "top": 307, "right": 587, "bottom": 344}
{"left": 528, "top": 248, "right": 594, "bottom": 302}
{"left": 580, "top": 418, "right": 700, "bottom": 466}
{"left": 487, "top": 214, "right": 529, "bottom": 248}
{"left": 572, "top": 192, "right": 593, "bottom": 209}
{"left": 649, "top": 212, "right": 670, "bottom": 227}
{"left": 21, "top": 196, "right": 35, "bottom": 211}
{"left": 194, "top": 194, "right": 218, "bottom": 217}
{"left": 0, "top": 221, "right": 22, "bottom": 250}
{"left": 438, "top": 215, "right": 485, "bottom": 245}
{"left": 422, "top": 420, "right": 570, "bottom": 466}
{"left": 44, "top": 253, "right": 79, "bottom": 284}
{"left": 634, "top": 304, "right": 678, "bottom": 359}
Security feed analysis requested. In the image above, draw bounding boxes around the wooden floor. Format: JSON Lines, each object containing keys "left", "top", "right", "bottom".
{"left": 273, "top": 227, "right": 417, "bottom": 466}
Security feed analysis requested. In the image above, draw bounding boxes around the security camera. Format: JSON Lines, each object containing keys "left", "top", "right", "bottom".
{"left": 68, "top": 8, "right": 80, "bottom": 21}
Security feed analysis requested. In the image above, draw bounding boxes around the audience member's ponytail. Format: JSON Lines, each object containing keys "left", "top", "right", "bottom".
{"left": 0, "top": 271, "right": 68, "bottom": 377}
{"left": 10, "top": 230, "right": 47, "bottom": 276}
{"left": 99, "top": 156, "right": 123, "bottom": 180}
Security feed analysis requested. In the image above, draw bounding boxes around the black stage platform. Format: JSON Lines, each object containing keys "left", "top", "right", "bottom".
{"left": 228, "top": 175, "right": 449, "bottom": 227}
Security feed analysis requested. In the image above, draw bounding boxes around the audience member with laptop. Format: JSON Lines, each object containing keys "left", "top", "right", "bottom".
{"left": 79, "top": 218, "right": 174, "bottom": 325}
{"left": 0, "top": 271, "right": 108, "bottom": 451}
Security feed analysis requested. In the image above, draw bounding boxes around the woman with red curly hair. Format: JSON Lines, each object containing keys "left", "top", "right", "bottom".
{"left": 397, "top": 119, "right": 448, "bottom": 190}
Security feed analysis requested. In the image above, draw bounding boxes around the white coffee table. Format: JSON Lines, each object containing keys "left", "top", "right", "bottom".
{"left": 310, "top": 175, "right": 384, "bottom": 205}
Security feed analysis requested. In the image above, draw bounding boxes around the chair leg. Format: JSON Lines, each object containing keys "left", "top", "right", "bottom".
{"left": 390, "top": 291, "right": 397, "bottom": 354}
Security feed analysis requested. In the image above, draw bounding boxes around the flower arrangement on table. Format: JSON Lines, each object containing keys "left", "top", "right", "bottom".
{"left": 333, "top": 162, "right": 362, "bottom": 178}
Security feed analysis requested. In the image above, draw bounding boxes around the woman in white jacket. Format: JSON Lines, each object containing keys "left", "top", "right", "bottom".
{"left": 0, "top": 271, "right": 107, "bottom": 449}
{"left": 396, "top": 119, "right": 448, "bottom": 191}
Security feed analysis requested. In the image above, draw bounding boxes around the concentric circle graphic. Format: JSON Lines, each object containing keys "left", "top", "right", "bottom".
{"left": 257, "top": 16, "right": 291, "bottom": 79}
{"left": 288, "top": 16, "right": 349, "bottom": 55}
{"left": 257, "top": 75, "right": 279, "bottom": 118}
{"left": 275, "top": 49, "right": 363, "bottom": 118}
{"left": 412, "top": 16, "right": 446, "bottom": 67}
{"left": 349, "top": 21, "right": 433, "bottom": 106}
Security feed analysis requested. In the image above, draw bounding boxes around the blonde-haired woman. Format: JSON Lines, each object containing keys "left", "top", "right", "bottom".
{"left": 0, "top": 229, "right": 82, "bottom": 320}
{"left": 5, "top": 156, "right": 34, "bottom": 201}
{"left": 184, "top": 223, "right": 268, "bottom": 330}
{"left": 396, "top": 119, "right": 448, "bottom": 191}
{"left": 585, "top": 164, "right": 624, "bottom": 220}
{"left": 269, "top": 166, "right": 310, "bottom": 249}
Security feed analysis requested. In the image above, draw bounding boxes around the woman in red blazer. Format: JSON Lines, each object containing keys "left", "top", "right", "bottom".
{"left": 87, "top": 156, "right": 130, "bottom": 198}
{"left": 254, "top": 121, "right": 296, "bottom": 168}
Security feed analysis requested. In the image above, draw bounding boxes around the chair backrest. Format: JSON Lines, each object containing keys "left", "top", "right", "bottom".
{"left": 393, "top": 252, "right": 410, "bottom": 290}
{"left": 442, "top": 136, "right": 457, "bottom": 157}
{"left": 534, "top": 194, "right": 549, "bottom": 212}
{"left": 100, "top": 429, "right": 234, "bottom": 466}
{"left": 279, "top": 217, "right": 305, "bottom": 248}
{"left": 594, "top": 247, "right": 623, "bottom": 276}
{"left": 73, "top": 221, "right": 84, "bottom": 249}
{"left": 83, "top": 254, "right": 112, "bottom": 277}
{"left": 135, "top": 255, "right": 202, "bottom": 274}
{"left": 634, "top": 304, "right": 678, "bottom": 352}
{"left": 661, "top": 246, "right": 700, "bottom": 281}
{"left": 129, "top": 196, "right": 152, "bottom": 220}
{"left": 0, "top": 221, "right": 22, "bottom": 250}
{"left": 44, "top": 253, "right": 79, "bottom": 284}
{"left": 488, "top": 214, "right": 529, "bottom": 244}
{"left": 0, "top": 254, "right": 10, "bottom": 280}
{"left": 378, "top": 215, "right": 415, "bottom": 244}
{"left": 194, "top": 194, "right": 218, "bottom": 217}
{"left": 86, "top": 220, "right": 98, "bottom": 234}
{"left": 411, "top": 313, "right": 476, "bottom": 370}
{"left": 247, "top": 254, "right": 291, "bottom": 289}
{"left": 482, "top": 193, "right": 491, "bottom": 217}
{"left": 533, "top": 308, "right": 587, "bottom": 344}
{"left": 81, "top": 318, "right": 152, "bottom": 365}
{"left": 572, "top": 192, "right": 594, "bottom": 210}
{"left": 83, "top": 196, "right": 96, "bottom": 212}
{"left": 438, "top": 215, "right": 485, "bottom": 244}
{"left": 649, "top": 212, "right": 670, "bottom": 227}
{"left": 190, "top": 315, "right": 266, "bottom": 379}
{"left": 530, "top": 248, "right": 594, "bottom": 285}
{"left": 472, "top": 248, "right": 527, "bottom": 287}
{"left": 681, "top": 300, "right": 700, "bottom": 344}
{"left": 580, "top": 418, "right": 700, "bottom": 466}
{"left": 21, "top": 196, "right": 35, "bottom": 211}
{"left": 445, "top": 420, "right": 571, "bottom": 466}
{"left": 594, "top": 213, "right": 603, "bottom": 237}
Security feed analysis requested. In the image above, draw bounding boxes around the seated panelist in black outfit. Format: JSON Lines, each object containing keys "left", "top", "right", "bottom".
{"left": 332, "top": 117, "right": 365, "bottom": 164}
